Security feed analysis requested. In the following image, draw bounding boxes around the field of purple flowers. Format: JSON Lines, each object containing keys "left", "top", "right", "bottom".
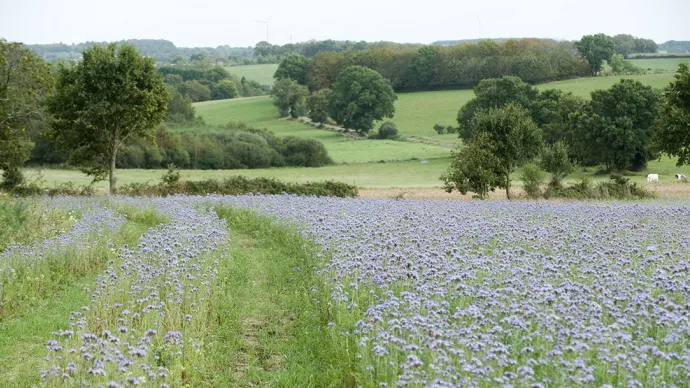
{"left": 217, "top": 195, "right": 690, "bottom": 387}
{"left": 3, "top": 195, "right": 690, "bottom": 387}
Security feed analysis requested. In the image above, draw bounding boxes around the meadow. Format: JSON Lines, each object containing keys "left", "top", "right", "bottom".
{"left": 3, "top": 195, "right": 690, "bottom": 386}
{"left": 225, "top": 63, "right": 279, "bottom": 85}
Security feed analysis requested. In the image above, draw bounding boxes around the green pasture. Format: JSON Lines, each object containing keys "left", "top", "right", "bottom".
{"left": 225, "top": 64, "right": 279, "bottom": 85}
{"left": 24, "top": 155, "right": 690, "bottom": 194}
{"left": 192, "top": 97, "right": 452, "bottom": 163}
{"left": 627, "top": 57, "right": 689, "bottom": 72}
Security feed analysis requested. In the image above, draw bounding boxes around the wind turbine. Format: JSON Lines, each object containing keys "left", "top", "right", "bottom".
{"left": 477, "top": 16, "right": 483, "bottom": 40}
{"left": 255, "top": 17, "right": 272, "bottom": 42}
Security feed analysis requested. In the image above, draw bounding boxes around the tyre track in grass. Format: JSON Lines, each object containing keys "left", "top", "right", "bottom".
{"left": 203, "top": 206, "right": 358, "bottom": 387}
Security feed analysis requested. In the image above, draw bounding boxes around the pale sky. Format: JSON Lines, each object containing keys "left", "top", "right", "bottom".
{"left": 1, "top": 0, "right": 689, "bottom": 47}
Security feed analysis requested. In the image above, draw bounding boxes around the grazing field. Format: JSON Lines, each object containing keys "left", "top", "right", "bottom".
{"left": 195, "top": 72, "right": 676, "bottom": 142}
{"left": 192, "top": 97, "right": 452, "bottom": 163}
{"left": 3, "top": 195, "right": 690, "bottom": 386}
{"left": 627, "top": 57, "right": 690, "bottom": 72}
{"left": 225, "top": 63, "right": 279, "bottom": 85}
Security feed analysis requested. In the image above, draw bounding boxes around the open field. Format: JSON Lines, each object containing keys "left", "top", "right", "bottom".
{"left": 225, "top": 63, "right": 279, "bottom": 85}
{"left": 628, "top": 57, "right": 690, "bottom": 71}
{"left": 24, "top": 154, "right": 690, "bottom": 196}
{"left": 6, "top": 196, "right": 689, "bottom": 386}
{"left": 194, "top": 71, "right": 677, "bottom": 142}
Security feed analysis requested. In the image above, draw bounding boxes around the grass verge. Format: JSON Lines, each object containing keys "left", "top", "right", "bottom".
{"left": 0, "top": 205, "right": 168, "bottom": 385}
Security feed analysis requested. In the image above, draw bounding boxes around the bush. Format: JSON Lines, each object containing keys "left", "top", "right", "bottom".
{"left": 520, "top": 163, "right": 546, "bottom": 198}
{"left": 119, "top": 175, "right": 358, "bottom": 198}
{"left": 433, "top": 123, "right": 446, "bottom": 134}
{"left": 280, "top": 137, "right": 333, "bottom": 167}
{"left": 377, "top": 121, "right": 399, "bottom": 139}
{"left": 543, "top": 175, "right": 654, "bottom": 200}
{"left": 1, "top": 168, "right": 25, "bottom": 191}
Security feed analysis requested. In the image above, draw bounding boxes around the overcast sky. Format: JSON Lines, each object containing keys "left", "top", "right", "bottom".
{"left": 1, "top": 0, "right": 689, "bottom": 47}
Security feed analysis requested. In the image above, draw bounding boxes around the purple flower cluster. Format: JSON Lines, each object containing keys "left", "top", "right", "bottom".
{"left": 40, "top": 198, "right": 229, "bottom": 386}
{"left": 216, "top": 195, "right": 690, "bottom": 387}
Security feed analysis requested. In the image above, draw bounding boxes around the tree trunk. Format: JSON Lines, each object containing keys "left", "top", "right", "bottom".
{"left": 505, "top": 174, "right": 511, "bottom": 200}
{"left": 109, "top": 150, "right": 117, "bottom": 195}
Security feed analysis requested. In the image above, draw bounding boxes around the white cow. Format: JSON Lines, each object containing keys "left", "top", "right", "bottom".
{"left": 647, "top": 174, "right": 659, "bottom": 183}
{"left": 676, "top": 174, "right": 688, "bottom": 182}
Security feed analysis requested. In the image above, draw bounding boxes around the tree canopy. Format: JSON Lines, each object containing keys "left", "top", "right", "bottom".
{"left": 49, "top": 43, "right": 168, "bottom": 194}
{"left": 274, "top": 53, "right": 309, "bottom": 84}
{"left": 655, "top": 63, "right": 690, "bottom": 166}
{"left": 271, "top": 78, "right": 308, "bottom": 118}
{"left": 464, "top": 103, "right": 542, "bottom": 199}
{"left": 571, "top": 79, "right": 661, "bottom": 171}
{"left": 307, "top": 88, "right": 331, "bottom": 125}
{"left": 575, "top": 34, "right": 615, "bottom": 76}
{"left": 328, "top": 66, "right": 397, "bottom": 134}
{"left": 0, "top": 39, "right": 53, "bottom": 188}
{"left": 441, "top": 132, "right": 501, "bottom": 199}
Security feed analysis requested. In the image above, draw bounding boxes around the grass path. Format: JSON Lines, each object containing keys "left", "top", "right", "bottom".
{"left": 203, "top": 207, "right": 358, "bottom": 387}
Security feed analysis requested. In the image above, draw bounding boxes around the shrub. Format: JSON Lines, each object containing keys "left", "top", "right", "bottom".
{"left": 377, "top": 121, "right": 399, "bottom": 139}
{"left": 520, "top": 163, "right": 546, "bottom": 198}
{"left": 280, "top": 137, "right": 333, "bottom": 167}
{"left": 1, "top": 168, "right": 25, "bottom": 191}
{"left": 119, "top": 176, "right": 358, "bottom": 198}
{"left": 433, "top": 123, "right": 446, "bottom": 134}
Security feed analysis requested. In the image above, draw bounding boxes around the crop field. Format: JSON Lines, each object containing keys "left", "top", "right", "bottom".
{"left": 4, "top": 195, "right": 689, "bottom": 386}
{"left": 225, "top": 64, "right": 279, "bottom": 85}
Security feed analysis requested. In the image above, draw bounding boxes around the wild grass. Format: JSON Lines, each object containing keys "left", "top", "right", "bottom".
{"left": 0, "top": 199, "right": 73, "bottom": 252}
{"left": 0, "top": 204, "right": 169, "bottom": 385}
{"left": 208, "top": 206, "right": 358, "bottom": 386}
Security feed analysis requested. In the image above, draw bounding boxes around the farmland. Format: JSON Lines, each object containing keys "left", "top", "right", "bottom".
{"left": 225, "top": 63, "right": 279, "bottom": 85}
{"left": 3, "top": 195, "right": 690, "bottom": 386}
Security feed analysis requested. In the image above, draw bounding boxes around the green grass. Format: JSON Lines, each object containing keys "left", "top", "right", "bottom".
{"left": 192, "top": 97, "right": 452, "bottom": 163}
{"left": 225, "top": 64, "right": 279, "bottom": 85}
{"left": 627, "top": 57, "right": 689, "bottom": 72}
{"left": 536, "top": 73, "right": 675, "bottom": 97}
{"left": 0, "top": 199, "right": 72, "bottom": 252}
{"left": 0, "top": 206, "right": 168, "bottom": 385}
{"left": 201, "top": 207, "right": 357, "bottom": 386}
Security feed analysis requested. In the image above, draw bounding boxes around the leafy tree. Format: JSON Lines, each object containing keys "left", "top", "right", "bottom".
{"left": 531, "top": 89, "right": 586, "bottom": 145}
{"left": 212, "top": 79, "right": 238, "bottom": 99}
{"left": 180, "top": 80, "right": 211, "bottom": 102}
{"left": 466, "top": 103, "right": 543, "bottom": 199}
{"left": 328, "top": 66, "right": 397, "bottom": 134}
{"left": 274, "top": 53, "right": 309, "bottom": 84}
{"left": 49, "top": 43, "right": 168, "bottom": 194}
{"left": 655, "top": 63, "right": 690, "bottom": 165}
{"left": 539, "top": 141, "right": 574, "bottom": 185}
{"left": 457, "top": 76, "right": 539, "bottom": 137}
{"left": 407, "top": 46, "right": 439, "bottom": 89}
{"left": 0, "top": 40, "right": 53, "bottom": 189}
{"left": 307, "top": 89, "right": 330, "bottom": 124}
{"left": 271, "top": 78, "right": 308, "bottom": 118}
{"left": 609, "top": 54, "right": 645, "bottom": 75}
{"left": 613, "top": 34, "right": 636, "bottom": 57}
{"left": 441, "top": 132, "right": 501, "bottom": 199}
{"left": 575, "top": 34, "right": 615, "bottom": 76}
{"left": 165, "top": 87, "right": 197, "bottom": 123}
{"left": 571, "top": 79, "right": 661, "bottom": 171}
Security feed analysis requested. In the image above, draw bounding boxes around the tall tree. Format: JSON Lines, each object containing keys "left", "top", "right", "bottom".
{"left": 457, "top": 76, "right": 539, "bottom": 137}
{"left": 571, "top": 79, "right": 661, "bottom": 171}
{"left": 0, "top": 39, "right": 53, "bottom": 189}
{"left": 307, "top": 88, "right": 331, "bottom": 125}
{"left": 49, "top": 43, "right": 168, "bottom": 194}
{"left": 575, "top": 34, "right": 615, "bottom": 76}
{"left": 328, "top": 66, "right": 397, "bottom": 134}
{"left": 655, "top": 63, "right": 690, "bottom": 165}
{"left": 274, "top": 53, "right": 309, "bottom": 85}
{"left": 441, "top": 132, "right": 501, "bottom": 199}
{"left": 271, "top": 78, "right": 308, "bottom": 118}
{"left": 465, "top": 103, "right": 542, "bottom": 199}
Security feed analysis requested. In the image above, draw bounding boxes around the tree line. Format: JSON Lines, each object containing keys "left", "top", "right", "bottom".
{"left": 441, "top": 64, "right": 690, "bottom": 199}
